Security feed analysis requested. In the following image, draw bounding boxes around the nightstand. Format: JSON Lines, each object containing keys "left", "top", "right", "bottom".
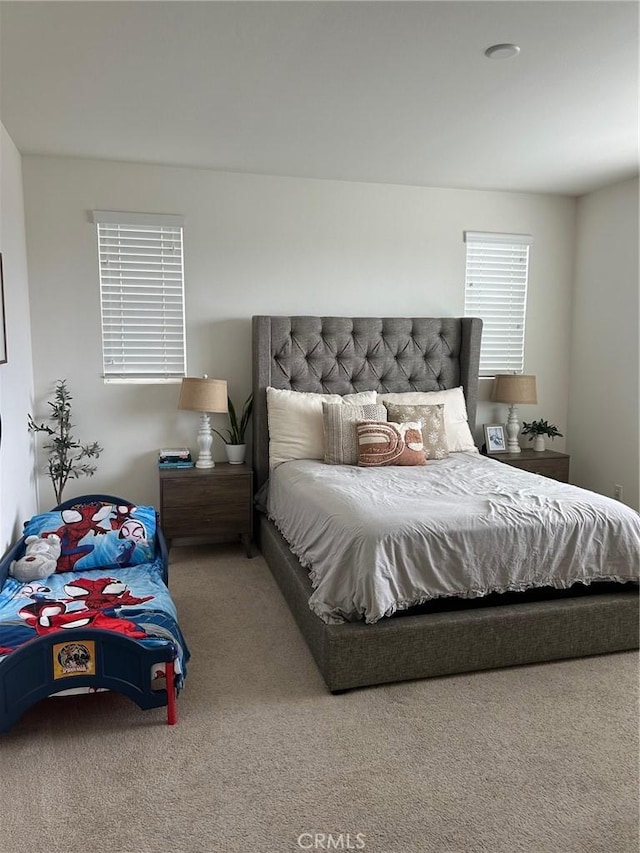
{"left": 488, "top": 448, "right": 570, "bottom": 483}
{"left": 159, "top": 463, "right": 253, "bottom": 556}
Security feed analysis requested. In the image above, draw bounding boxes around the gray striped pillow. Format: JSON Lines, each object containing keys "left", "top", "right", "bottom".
{"left": 322, "top": 402, "right": 388, "bottom": 465}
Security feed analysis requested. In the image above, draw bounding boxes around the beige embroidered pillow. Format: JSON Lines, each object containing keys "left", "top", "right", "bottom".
{"left": 356, "top": 421, "right": 427, "bottom": 467}
{"left": 323, "top": 402, "right": 388, "bottom": 465}
{"left": 379, "top": 387, "right": 477, "bottom": 453}
{"left": 383, "top": 403, "right": 449, "bottom": 460}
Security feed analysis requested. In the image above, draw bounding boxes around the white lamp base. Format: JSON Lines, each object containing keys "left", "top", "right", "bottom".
{"left": 195, "top": 412, "right": 215, "bottom": 468}
{"left": 505, "top": 404, "right": 521, "bottom": 454}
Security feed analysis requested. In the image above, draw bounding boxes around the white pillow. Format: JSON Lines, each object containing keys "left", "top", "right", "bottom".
{"left": 379, "top": 387, "right": 477, "bottom": 453}
{"left": 267, "top": 388, "right": 377, "bottom": 468}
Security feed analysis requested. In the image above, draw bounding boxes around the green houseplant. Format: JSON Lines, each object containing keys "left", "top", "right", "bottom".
{"left": 28, "top": 379, "right": 103, "bottom": 503}
{"left": 521, "top": 419, "right": 563, "bottom": 452}
{"left": 212, "top": 394, "right": 253, "bottom": 464}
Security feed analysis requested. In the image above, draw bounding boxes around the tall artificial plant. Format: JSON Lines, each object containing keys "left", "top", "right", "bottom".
{"left": 28, "top": 379, "right": 103, "bottom": 504}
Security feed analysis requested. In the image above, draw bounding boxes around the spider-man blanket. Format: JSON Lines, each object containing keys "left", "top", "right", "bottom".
{"left": 0, "top": 558, "right": 190, "bottom": 685}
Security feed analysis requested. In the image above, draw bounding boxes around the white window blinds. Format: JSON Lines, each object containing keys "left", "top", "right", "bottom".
{"left": 94, "top": 211, "right": 186, "bottom": 382}
{"left": 463, "top": 231, "right": 532, "bottom": 376}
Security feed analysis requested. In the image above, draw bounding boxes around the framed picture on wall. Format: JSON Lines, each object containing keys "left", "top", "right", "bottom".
{"left": 484, "top": 423, "right": 506, "bottom": 454}
{"left": 0, "top": 254, "right": 6, "bottom": 364}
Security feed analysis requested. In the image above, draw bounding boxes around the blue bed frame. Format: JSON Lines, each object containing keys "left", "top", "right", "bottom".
{"left": 0, "top": 494, "right": 179, "bottom": 733}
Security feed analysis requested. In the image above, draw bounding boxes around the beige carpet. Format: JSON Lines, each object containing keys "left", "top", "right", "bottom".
{"left": 0, "top": 544, "right": 637, "bottom": 853}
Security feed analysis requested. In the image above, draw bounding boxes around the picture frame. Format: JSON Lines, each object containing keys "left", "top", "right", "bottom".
{"left": 484, "top": 423, "right": 506, "bottom": 454}
{"left": 0, "top": 254, "right": 6, "bottom": 365}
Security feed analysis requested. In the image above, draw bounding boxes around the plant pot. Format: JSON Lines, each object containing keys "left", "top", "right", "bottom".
{"left": 533, "top": 436, "right": 545, "bottom": 452}
{"left": 225, "top": 444, "right": 246, "bottom": 465}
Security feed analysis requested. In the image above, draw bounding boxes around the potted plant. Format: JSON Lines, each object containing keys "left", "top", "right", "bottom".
{"left": 521, "top": 419, "right": 563, "bottom": 452}
{"left": 28, "top": 379, "right": 103, "bottom": 503}
{"left": 212, "top": 394, "right": 253, "bottom": 464}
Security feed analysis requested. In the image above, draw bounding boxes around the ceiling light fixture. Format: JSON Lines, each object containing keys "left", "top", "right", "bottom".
{"left": 485, "top": 43, "right": 520, "bottom": 60}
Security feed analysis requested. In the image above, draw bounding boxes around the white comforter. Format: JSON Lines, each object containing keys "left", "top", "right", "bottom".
{"left": 267, "top": 453, "right": 640, "bottom": 624}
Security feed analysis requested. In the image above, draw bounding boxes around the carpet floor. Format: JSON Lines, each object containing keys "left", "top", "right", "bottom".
{"left": 0, "top": 543, "right": 637, "bottom": 853}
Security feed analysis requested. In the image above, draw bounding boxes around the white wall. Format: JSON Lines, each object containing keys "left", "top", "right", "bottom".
{"left": 22, "top": 156, "right": 576, "bottom": 507}
{"left": 568, "top": 177, "right": 639, "bottom": 509}
{"left": 0, "top": 124, "right": 37, "bottom": 552}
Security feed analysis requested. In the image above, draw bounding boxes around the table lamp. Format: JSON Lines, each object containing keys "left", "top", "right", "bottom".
{"left": 178, "top": 375, "right": 228, "bottom": 468}
{"left": 491, "top": 374, "right": 537, "bottom": 454}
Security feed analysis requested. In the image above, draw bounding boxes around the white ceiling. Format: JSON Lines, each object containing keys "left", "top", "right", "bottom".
{"left": 1, "top": 1, "right": 638, "bottom": 196}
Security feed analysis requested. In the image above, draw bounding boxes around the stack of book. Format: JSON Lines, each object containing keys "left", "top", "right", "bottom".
{"left": 158, "top": 448, "right": 194, "bottom": 469}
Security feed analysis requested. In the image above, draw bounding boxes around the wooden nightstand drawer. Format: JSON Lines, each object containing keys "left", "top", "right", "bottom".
{"left": 161, "top": 473, "right": 250, "bottom": 508}
{"left": 488, "top": 449, "right": 570, "bottom": 483}
{"left": 162, "top": 500, "right": 251, "bottom": 537}
{"left": 506, "top": 457, "right": 569, "bottom": 482}
{"left": 159, "top": 463, "right": 253, "bottom": 555}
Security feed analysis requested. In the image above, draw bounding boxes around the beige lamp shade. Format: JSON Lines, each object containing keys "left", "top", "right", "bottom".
{"left": 491, "top": 374, "right": 537, "bottom": 405}
{"left": 178, "top": 376, "right": 228, "bottom": 413}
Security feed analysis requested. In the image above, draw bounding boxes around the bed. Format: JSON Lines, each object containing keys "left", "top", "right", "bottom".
{"left": 252, "top": 315, "right": 639, "bottom": 692}
{"left": 0, "top": 494, "right": 190, "bottom": 732}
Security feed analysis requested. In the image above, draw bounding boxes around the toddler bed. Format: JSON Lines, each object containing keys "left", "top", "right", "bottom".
{"left": 0, "top": 494, "right": 190, "bottom": 733}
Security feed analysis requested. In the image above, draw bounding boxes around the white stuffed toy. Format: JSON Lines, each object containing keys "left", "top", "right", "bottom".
{"left": 10, "top": 534, "right": 61, "bottom": 582}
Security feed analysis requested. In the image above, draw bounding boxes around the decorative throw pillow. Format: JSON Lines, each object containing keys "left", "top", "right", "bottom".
{"left": 323, "top": 402, "right": 388, "bottom": 465}
{"left": 378, "top": 387, "right": 477, "bottom": 453}
{"left": 266, "top": 387, "right": 377, "bottom": 468}
{"left": 22, "top": 503, "right": 156, "bottom": 572}
{"left": 356, "top": 421, "right": 427, "bottom": 467}
{"left": 383, "top": 403, "right": 449, "bottom": 460}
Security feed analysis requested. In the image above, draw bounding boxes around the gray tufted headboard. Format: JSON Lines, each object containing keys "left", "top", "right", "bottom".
{"left": 252, "top": 316, "right": 482, "bottom": 489}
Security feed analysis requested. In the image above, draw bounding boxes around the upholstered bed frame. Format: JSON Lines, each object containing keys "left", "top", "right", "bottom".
{"left": 252, "top": 316, "right": 639, "bottom": 692}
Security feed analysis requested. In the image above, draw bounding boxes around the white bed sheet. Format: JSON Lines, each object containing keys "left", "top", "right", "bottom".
{"left": 267, "top": 453, "right": 640, "bottom": 624}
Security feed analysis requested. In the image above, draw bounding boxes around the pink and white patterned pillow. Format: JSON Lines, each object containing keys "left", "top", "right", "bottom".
{"left": 356, "top": 421, "right": 427, "bottom": 467}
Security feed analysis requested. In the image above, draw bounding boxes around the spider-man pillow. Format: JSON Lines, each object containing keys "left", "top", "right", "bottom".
{"left": 22, "top": 503, "right": 156, "bottom": 573}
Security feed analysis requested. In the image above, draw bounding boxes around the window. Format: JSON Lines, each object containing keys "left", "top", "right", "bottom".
{"left": 463, "top": 231, "right": 532, "bottom": 376}
{"left": 93, "top": 210, "right": 186, "bottom": 382}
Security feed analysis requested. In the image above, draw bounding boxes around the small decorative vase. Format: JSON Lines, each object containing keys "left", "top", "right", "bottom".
{"left": 225, "top": 444, "right": 246, "bottom": 465}
{"left": 533, "top": 436, "right": 545, "bottom": 452}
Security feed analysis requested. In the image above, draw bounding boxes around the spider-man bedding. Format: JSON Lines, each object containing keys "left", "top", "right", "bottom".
{"left": 0, "top": 495, "right": 190, "bottom": 733}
